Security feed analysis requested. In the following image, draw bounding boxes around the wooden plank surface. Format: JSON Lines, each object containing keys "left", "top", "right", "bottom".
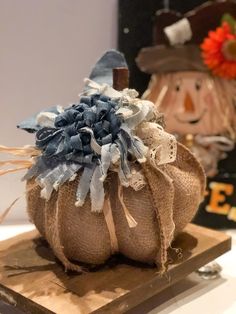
{"left": 0, "top": 224, "right": 231, "bottom": 314}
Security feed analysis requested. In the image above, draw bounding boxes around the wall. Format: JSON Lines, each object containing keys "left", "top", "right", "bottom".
{"left": 0, "top": 0, "right": 117, "bottom": 223}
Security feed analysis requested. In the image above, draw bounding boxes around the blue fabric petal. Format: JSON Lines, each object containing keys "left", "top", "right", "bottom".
{"left": 115, "top": 137, "right": 130, "bottom": 184}
{"left": 90, "top": 165, "right": 105, "bottom": 212}
{"left": 17, "top": 106, "right": 61, "bottom": 133}
{"left": 22, "top": 156, "right": 48, "bottom": 181}
{"left": 88, "top": 50, "right": 128, "bottom": 86}
{"left": 53, "top": 163, "right": 81, "bottom": 188}
{"left": 99, "top": 143, "right": 112, "bottom": 182}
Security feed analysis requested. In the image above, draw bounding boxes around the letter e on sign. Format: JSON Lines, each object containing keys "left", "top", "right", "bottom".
{"left": 206, "top": 182, "right": 234, "bottom": 215}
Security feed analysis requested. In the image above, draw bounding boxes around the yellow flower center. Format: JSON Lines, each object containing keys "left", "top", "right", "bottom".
{"left": 222, "top": 39, "right": 236, "bottom": 61}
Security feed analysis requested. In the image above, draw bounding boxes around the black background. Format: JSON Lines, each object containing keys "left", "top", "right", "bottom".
{"left": 118, "top": 0, "right": 208, "bottom": 94}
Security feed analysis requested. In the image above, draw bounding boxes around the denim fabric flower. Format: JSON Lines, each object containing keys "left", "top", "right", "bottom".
{"left": 22, "top": 83, "right": 153, "bottom": 212}
{"left": 20, "top": 51, "right": 153, "bottom": 212}
{"left": 35, "top": 94, "right": 122, "bottom": 164}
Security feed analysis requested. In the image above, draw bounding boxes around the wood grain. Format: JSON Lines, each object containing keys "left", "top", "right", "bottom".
{"left": 0, "top": 224, "right": 231, "bottom": 314}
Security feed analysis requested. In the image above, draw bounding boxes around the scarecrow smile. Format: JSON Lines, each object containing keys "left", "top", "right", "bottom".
{"left": 174, "top": 108, "right": 207, "bottom": 125}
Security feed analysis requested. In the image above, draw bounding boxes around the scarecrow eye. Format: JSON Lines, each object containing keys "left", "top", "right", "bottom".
{"left": 175, "top": 81, "right": 181, "bottom": 92}
{"left": 175, "top": 85, "right": 180, "bottom": 92}
{"left": 195, "top": 79, "right": 202, "bottom": 91}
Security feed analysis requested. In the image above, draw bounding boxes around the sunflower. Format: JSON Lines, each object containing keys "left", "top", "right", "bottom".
{"left": 201, "top": 22, "right": 236, "bottom": 79}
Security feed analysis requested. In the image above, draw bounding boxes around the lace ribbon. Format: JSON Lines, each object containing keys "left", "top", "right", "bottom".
{"left": 137, "top": 122, "right": 177, "bottom": 166}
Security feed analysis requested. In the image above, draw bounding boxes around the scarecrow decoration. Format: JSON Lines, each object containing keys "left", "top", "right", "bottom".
{"left": 136, "top": 0, "right": 236, "bottom": 178}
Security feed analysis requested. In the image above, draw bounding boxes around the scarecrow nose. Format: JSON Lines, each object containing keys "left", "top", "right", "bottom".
{"left": 184, "top": 92, "right": 195, "bottom": 113}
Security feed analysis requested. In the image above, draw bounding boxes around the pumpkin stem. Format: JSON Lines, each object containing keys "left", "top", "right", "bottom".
{"left": 113, "top": 67, "right": 129, "bottom": 91}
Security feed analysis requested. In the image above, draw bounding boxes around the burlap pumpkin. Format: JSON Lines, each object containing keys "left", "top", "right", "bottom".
{"left": 26, "top": 142, "right": 205, "bottom": 273}
{"left": 0, "top": 51, "right": 205, "bottom": 273}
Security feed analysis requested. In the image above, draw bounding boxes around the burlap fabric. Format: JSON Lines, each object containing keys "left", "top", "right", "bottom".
{"left": 26, "top": 143, "right": 205, "bottom": 273}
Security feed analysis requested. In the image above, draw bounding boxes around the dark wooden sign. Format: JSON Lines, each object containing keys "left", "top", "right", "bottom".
{"left": 194, "top": 173, "right": 236, "bottom": 228}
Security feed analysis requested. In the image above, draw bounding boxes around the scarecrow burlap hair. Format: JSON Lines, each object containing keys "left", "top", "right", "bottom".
{"left": 0, "top": 51, "right": 205, "bottom": 273}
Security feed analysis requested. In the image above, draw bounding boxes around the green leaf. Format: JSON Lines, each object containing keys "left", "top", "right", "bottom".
{"left": 221, "top": 13, "right": 236, "bottom": 33}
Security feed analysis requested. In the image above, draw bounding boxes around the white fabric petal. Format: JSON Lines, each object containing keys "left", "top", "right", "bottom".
{"left": 100, "top": 144, "right": 112, "bottom": 182}
{"left": 90, "top": 166, "right": 105, "bottom": 212}
{"left": 75, "top": 166, "right": 95, "bottom": 207}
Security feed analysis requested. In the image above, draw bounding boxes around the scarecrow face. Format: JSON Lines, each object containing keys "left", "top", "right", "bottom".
{"left": 154, "top": 71, "right": 231, "bottom": 136}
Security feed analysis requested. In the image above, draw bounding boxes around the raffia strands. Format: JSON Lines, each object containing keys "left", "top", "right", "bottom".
{"left": 0, "top": 145, "right": 38, "bottom": 176}
{"left": 0, "top": 145, "right": 40, "bottom": 176}
{"left": 0, "top": 160, "right": 33, "bottom": 167}
{"left": 0, "top": 197, "right": 21, "bottom": 224}
{"left": 0, "top": 166, "right": 31, "bottom": 176}
{"left": 0, "top": 145, "right": 40, "bottom": 157}
{"left": 0, "top": 160, "right": 34, "bottom": 176}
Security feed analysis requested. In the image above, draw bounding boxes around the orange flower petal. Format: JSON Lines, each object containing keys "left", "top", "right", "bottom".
{"left": 201, "top": 22, "right": 236, "bottom": 78}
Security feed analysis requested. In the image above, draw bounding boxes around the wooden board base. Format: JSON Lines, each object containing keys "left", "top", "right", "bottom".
{"left": 0, "top": 224, "right": 231, "bottom": 314}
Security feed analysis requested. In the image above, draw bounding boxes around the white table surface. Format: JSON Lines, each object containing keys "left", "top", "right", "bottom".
{"left": 0, "top": 224, "right": 236, "bottom": 314}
